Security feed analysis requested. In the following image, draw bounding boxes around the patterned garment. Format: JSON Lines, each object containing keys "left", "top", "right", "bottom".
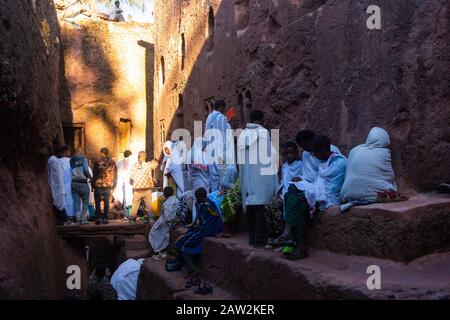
{"left": 92, "top": 157, "right": 117, "bottom": 189}
{"left": 175, "top": 199, "right": 223, "bottom": 255}
{"left": 221, "top": 181, "right": 242, "bottom": 223}
{"left": 264, "top": 197, "right": 285, "bottom": 239}
{"left": 130, "top": 161, "right": 154, "bottom": 190}
{"left": 175, "top": 191, "right": 195, "bottom": 221}
{"left": 87, "top": 276, "right": 118, "bottom": 300}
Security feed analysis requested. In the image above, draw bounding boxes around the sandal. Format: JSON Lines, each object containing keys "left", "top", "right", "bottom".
{"left": 285, "top": 248, "right": 309, "bottom": 261}
{"left": 268, "top": 236, "right": 289, "bottom": 246}
{"left": 195, "top": 280, "right": 213, "bottom": 295}
{"left": 185, "top": 273, "right": 201, "bottom": 289}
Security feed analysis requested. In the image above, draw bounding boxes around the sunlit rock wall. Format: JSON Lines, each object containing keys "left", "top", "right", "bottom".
{"left": 153, "top": 0, "right": 450, "bottom": 191}
{"left": 60, "top": 20, "right": 155, "bottom": 161}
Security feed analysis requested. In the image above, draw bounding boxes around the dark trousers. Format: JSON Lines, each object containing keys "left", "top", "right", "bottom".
{"left": 94, "top": 188, "right": 111, "bottom": 220}
{"left": 182, "top": 253, "right": 199, "bottom": 274}
{"left": 54, "top": 205, "right": 67, "bottom": 226}
{"left": 246, "top": 205, "right": 267, "bottom": 246}
{"left": 175, "top": 252, "right": 200, "bottom": 274}
{"left": 285, "top": 185, "right": 310, "bottom": 244}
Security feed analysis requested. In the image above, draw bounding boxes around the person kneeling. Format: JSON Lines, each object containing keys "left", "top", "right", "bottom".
{"left": 174, "top": 188, "right": 223, "bottom": 287}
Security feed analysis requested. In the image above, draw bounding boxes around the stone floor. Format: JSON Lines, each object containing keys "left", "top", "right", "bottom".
{"left": 136, "top": 193, "right": 450, "bottom": 300}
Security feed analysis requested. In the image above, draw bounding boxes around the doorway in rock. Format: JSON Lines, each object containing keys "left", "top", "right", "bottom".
{"left": 63, "top": 124, "right": 85, "bottom": 155}
{"left": 118, "top": 118, "right": 132, "bottom": 155}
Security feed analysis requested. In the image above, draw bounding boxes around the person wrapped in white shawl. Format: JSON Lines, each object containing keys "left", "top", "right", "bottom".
{"left": 340, "top": 127, "right": 397, "bottom": 210}
{"left": 238, "top": 111, "right": 279, "bottom": 247}
{"left": 204, "top": 100, "right": 234, "bottom": 192}
{"left": 161, "top": 140, "right": 186, "bottom": 196}
{"left": 186, "top": 137, "right": 210, "bottom": 193}
{"left": 282, "top": 136, "right": 346, "bottom": 260}
{"left": 148, "top": 187, "right": 179, "bottom": 260}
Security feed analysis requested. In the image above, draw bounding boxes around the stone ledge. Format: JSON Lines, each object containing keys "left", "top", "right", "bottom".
{"left": 137, "top": 259, "right": 239, "bottom": 300}
{"left": 56, "top": 220, "right": 147, "bottom": 238}
{"left": 199, "top": 234, "right": 450, "bottom": 300}
{"left": 309, "top": 194, "right": 450, "bottom": 261}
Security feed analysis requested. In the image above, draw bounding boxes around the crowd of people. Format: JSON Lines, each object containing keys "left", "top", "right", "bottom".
{"left": 50, "top": 99, "right": 401, "bottom": 297}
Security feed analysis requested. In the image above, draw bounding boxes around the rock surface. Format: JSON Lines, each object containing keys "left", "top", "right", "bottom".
{"left": 197, "top": 233, "right": 450, "bottom": 299}
{"left": 59, "top": 19, "right": 155, "bottom": 160}
{"left": 0, "top": 0, "right": 85, "bottom": 299}
{"left": 136, "top": 230, "right": 450, "bottom": 300}
{"left": 153, "top": 0, "right": 450, "bottom": 191}
{"left": 310, "top": 194, "right": 450, "bottom": 261}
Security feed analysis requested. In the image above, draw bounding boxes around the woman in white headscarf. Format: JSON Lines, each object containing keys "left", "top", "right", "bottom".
{"left": 187, "top": 137, "right": 210, "bottom": 193}
{"left": 340, "top": 127, "right": 397, "bottom": 204}
{"left": 161, "top": 141, "right": 185, "bottom": 196}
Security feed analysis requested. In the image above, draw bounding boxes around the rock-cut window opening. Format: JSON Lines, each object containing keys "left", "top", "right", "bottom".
{"left": 181, "top": 33, "right": 186, "bottom": 70}
{"left": 207, "top": 7, "right": 215, "bottom": 52}
{"left": 160, "top": 56, "right": 166, "bottom": 85}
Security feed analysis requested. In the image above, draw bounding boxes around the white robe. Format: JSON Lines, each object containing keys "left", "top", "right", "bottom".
{"left": 292, "top": 153, "right": 346, "bottom": 212}
{"left": 114, "top": 157, "right": 134, "bottom": 208}
{"left": 301, "top": 144, "right": 341, "bottom": 183}
{"left": 205, "top": 111, "right": 234, "bottom": 190}
{"left": 60, "top": 157, "right": 75, "bottom": 217}
{"left": 278, "top": 159, "right": 303, "bottom": 199}
{"left": 110, "top": 259, "right": 144, "bottom": 301}
{"left": 340, "top": 127, "right": 397, "bottom": 203}
{"left": 148, "top": 196, "right": 178, "bottom": 253}
{"left": 162, "top": 141, "right": 185, "bottom": 195}
{"left": 187, "top": 138, "right": 210, "bottom": 192}
{"left": 48, "top": 156, "right": 65, "bottom": 211}
{"left": 238, "top": 123, "right": 279, "bottom": 206}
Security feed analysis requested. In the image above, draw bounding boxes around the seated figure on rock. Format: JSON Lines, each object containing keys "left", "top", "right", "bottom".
{"left": 173, "top": 188, "right": 223, "bottom": 288}
{"left": 282, "top": 136, "right": 346, "bottom": 260}
{"left": 340, "top": 127, "right": 398, "bottom": 210}
{"left": 149, "top": 187, "right": 179, "bottom": 261}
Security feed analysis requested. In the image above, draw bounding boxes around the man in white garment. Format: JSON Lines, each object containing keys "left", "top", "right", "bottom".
{"left": 114, "top": 150, "right": 134, "bottom": 218}
{"left": 238, "top": 110, "right": 279, "bottom": 247}
{"left": 204, "top": 99, "right": 233, "bottom": 192}
{"left": 110, "top": 259, "right": 144, "bottom": 300}
{"left": 48, "top": 145, "right": 67, "bottom": 225}
{"left": 59, "top": 146, "right": 75, "bottom": 223}
{"left": 295, "top": 130, "right": 342, "bottom": 183}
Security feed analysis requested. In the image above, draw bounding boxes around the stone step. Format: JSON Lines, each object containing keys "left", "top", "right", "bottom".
{"left": 137, "top": 259, "right": 239, "bottom": 300}
{"left": 125, "top": 237, "right": 150, "bottom": 251}
{"left": 309, "top": 193, "right": 450, "bottom": 262}
{"left": 125, "top": 249, "right": 153, "bottom": 260}
{"left": 197, "top": 233, "right": 450, "bottom": 299}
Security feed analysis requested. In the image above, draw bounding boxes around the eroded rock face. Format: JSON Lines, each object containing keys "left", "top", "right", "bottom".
{"left": 59, "top": 20, "right": 155, "bottom": 160}
{"left": 0, "top": 0, "right": 69, "bottom": 299}
{"left": 153, "top": 0, "right": 450, "bottom": 191}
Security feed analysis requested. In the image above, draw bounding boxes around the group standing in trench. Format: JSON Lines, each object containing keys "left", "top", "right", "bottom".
{"left": 49, "top": 99, "right": 403, "bottom": 298}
